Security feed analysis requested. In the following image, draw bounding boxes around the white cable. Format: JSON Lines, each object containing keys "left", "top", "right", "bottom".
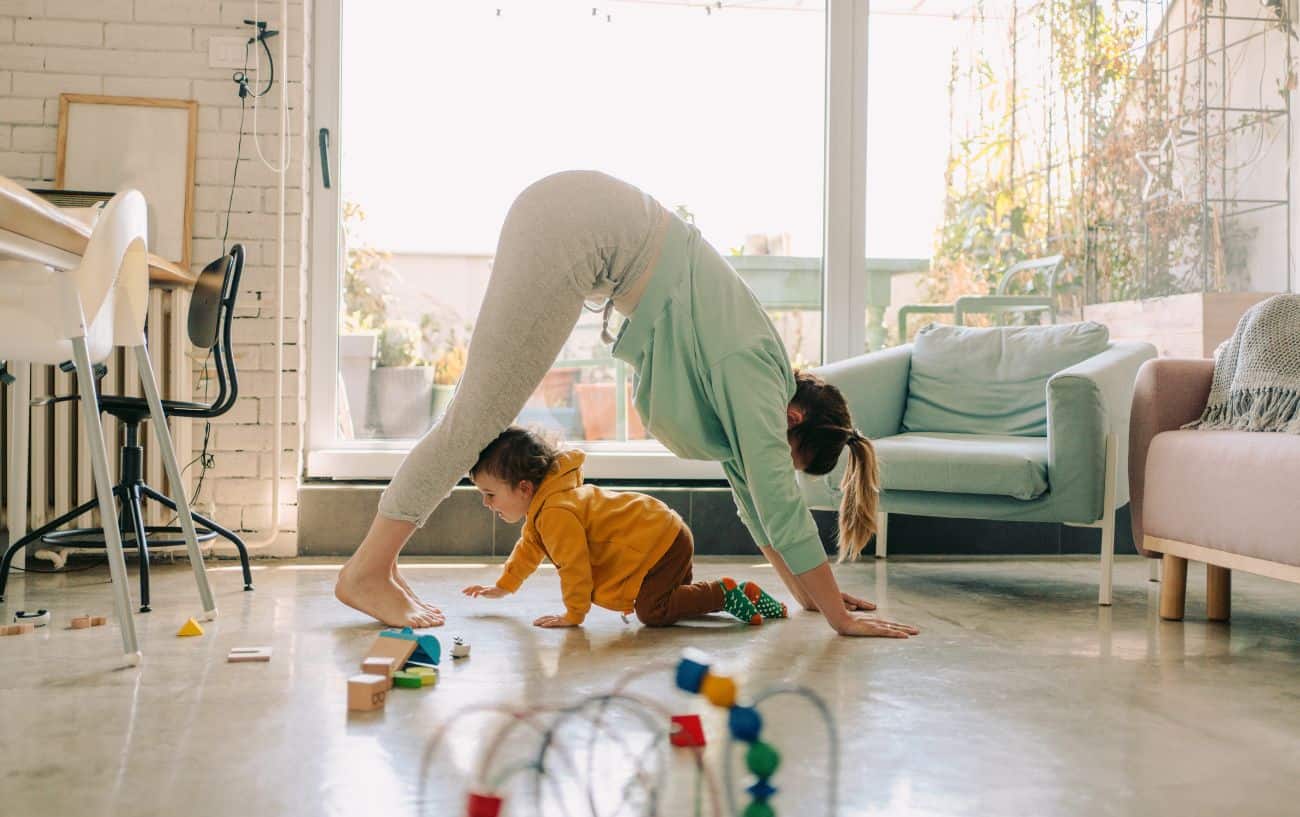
{"left": 232, "top": 0, "right": 287, "bottom": 554}
{"left": 249, "top": 0, "right": 292, "bottom": 174}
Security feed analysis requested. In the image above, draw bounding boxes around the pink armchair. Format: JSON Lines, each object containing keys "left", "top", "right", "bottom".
{"left": 1129, "top": 358, "right": 1300, "bottom": 620}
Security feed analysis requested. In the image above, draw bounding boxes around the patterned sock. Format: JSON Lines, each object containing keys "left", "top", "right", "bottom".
{"left": 742, "top": 581, "right": 789, "bottom": 619}
{"left": 720, "top": 578, "right": 762, "bottom": 626}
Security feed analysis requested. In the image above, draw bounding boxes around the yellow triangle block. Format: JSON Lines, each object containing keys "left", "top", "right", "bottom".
{"left": 177, "top": 617, "right": 205, "bottom": 637}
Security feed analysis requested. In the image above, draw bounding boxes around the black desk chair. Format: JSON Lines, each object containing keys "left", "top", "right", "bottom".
{"left": 0, "top": 245, "right": 255, "bottom": 611}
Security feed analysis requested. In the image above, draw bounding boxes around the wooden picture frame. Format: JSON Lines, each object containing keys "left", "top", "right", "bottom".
{"left": 56, "top": 93, "right": 198, "bottom": 269}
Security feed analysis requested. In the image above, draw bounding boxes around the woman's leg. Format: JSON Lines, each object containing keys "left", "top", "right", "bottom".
{"left": 336, "top": 179, "right": 595, "bottom": 627}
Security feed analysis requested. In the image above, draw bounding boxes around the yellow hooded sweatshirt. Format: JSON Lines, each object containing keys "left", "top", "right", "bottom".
{"left": 493, "top": 450, "right": 683, "bottom": 623}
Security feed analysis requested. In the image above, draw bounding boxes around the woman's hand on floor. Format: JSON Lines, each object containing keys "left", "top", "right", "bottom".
{"left": 533, "top": 614, "right": 580, "bottom": 628}
{"left": 801, "top": 591, "right": 878, "bottom": 614}
{"left": 834, "top": 613, "right": 919, "bottom": 638}
{"left": 463, "top": 585, "right": 508, "bottom": 598}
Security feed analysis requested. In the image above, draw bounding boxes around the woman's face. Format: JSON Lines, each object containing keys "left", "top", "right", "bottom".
{"left": 471, "top": 472, "right": 534, "bottom": 524}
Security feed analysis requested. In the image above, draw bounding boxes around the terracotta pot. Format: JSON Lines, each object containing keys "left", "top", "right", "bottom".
{"left": 574, "top": 382, "right": 646, "bottom": 441}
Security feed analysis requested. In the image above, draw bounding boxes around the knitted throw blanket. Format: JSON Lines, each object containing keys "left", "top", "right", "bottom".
{"left": 1185, "top": 294, "right": 1300, "bottom": 433}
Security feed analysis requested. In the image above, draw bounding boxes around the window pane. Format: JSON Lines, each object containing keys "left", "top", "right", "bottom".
{"left": 337, "top": 0, "right": 826, "bottom": 442}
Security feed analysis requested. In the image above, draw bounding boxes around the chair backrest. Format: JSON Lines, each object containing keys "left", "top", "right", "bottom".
{"left": 78, "top": 190, "right": 149, "bottom": 348}
{"left": 995, "top": 254, "right": 1065, "bottom": 297}
{"left": 177, "top": 244, "right": 243, "bottom": 417}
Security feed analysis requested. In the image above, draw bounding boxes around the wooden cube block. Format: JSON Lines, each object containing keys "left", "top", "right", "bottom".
{"left": 227, "top": 647, "right": 273, "bottom": 663}
{"left": 347, "top": 673, "right": 389, "bottom": 711}
{"left": 0, "top": 623, "right": 33, "bottom": 636}
{"left": 70, "top": 616, "right": 92, "bottom": 629}
{"left": 362, "top": 656, "right": 397, "bottom": 686}
{"left": 90, "top": 616, "right": 107, "bottom": 627}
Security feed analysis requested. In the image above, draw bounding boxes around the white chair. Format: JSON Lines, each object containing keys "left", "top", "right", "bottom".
{"left": 0, "top": 190, "right": 214, "bottom": 663}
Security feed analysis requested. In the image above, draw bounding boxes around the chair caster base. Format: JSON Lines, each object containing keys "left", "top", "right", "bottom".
{"left": 139, "top": 605, "right": 151, "bottom": 613}
{"left": 244, "top": 584, "right": 254, "bottom": 592}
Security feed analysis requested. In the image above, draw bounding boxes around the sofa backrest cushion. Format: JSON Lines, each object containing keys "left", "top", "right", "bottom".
{"left": 902, "top": 321, "right": 1110, "bottom": 436}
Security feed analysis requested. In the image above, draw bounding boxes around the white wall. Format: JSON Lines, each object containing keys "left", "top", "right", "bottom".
{"left": 0, "top": 0, "right": 311, "bottom": 554}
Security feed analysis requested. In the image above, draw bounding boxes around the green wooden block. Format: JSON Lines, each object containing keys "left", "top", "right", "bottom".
{"left": 393, "top": 671, "right": 422, "bottom": 689}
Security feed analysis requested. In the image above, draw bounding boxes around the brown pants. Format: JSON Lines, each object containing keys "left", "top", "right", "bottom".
{"left": 633, "top": 526, "right": 725, "bottom": 627}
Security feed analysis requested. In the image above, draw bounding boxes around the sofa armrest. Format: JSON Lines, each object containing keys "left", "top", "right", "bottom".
{"left": 810, "top": 344, "right": 912, "bottom": 440}
{"left": 1128, "top": 357, "right": 1215, "bottom": 553}
{"left": 1046, "top": 341, "right": 1158, "bottom": 523}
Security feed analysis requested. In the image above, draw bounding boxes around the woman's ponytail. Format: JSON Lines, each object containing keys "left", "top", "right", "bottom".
{"left": 836, "top": 431, "right": 880, "bottom": 562}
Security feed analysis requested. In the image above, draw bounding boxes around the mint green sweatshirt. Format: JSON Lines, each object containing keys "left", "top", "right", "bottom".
{"left": 612, "top": 214, "right": 828, "bottom": 575}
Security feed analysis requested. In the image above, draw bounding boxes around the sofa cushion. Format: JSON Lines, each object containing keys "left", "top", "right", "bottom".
{"left": 1144, "top": 430, "right": 1300, "bottom": 568}
{"left": 903, "top": 322, "right": 1110, "bottom": 436}
{"left": 875, "top": 432, "right": 1049, "bottom": 500}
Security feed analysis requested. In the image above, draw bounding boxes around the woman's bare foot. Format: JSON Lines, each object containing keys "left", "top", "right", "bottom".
{"left": 391, "top": 564, "right": 442, "bottom": 615}
{"left": 336, "top": 561, "right": 444, "bottom": 628}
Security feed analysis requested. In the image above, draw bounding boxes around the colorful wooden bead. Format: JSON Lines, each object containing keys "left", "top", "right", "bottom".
{"left": 746, "top": 779, "right": 777, "bottom": 801}
{"left": 728, "top": 705, "right": 762, "bottom": 742}
{"left": 675, "top": 656, "right": 709, "bottom": 694}
{"left": 669, "top": 714, "right": 706, "bottom": 747}
{"left": 465, "top": 792, "right": 503, "bottom": 817}
{"left": 745, "top": 741, "right": 781, "bottom": 777}
{"left": 742, "top": 801, "right": 776, "bottom": 817}
{"left": 700, "top": 673, "right": 737, "bottom": 708}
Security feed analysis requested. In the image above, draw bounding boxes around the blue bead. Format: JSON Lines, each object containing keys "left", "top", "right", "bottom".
{"left": 675, "top": 658, "right": 709, "bottom": 694}
{"left": 747, "top": 779, "right": 778, "bottom": 801}
{"left": 728, "top": 706, "right": 763, "bottom": 742}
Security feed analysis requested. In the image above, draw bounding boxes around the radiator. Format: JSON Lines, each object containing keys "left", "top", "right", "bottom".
{"left": 2, "top": 287, "right": 196, "bottom": 561}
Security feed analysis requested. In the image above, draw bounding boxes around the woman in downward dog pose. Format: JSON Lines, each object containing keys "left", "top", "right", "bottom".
{"left": 335, "top": 170, "right": 918, "bottom": 639}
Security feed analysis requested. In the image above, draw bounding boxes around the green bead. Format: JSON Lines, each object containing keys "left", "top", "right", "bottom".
{"left": 742, "top": 801, "right": 776, "bottom": 817}
{"left": 745, "top": 741, "right": 780, "bottom": 777}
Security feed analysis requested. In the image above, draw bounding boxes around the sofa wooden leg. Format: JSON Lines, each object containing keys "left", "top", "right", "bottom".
{"left": 1206, "top": 565, "right": 1231, "bottom": 622}
{"left": 1159, "top": 554, "right": 1188, "bottom": 620}
{"left": 874, "top": 511, "right": 888, "bottom": 559}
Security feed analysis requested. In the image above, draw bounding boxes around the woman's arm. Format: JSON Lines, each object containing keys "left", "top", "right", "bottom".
{"left": 757, "top": 545, "right": 815, "bottom": 610}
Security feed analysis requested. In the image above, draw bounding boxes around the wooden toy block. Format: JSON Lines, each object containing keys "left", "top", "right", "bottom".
{"left": 392, "top": 670, "right": 422, "bottom": 689}
{"left": 90, "top": 616, "right": 107, "bottom": 627}
{"left": 669, "top": 714, "right": 706, "bottom": 747}
{"left": 407, "top": 666, "right": 438, "bottom": 687}
{"left": 347, "top": 673, "right": 389, "bottom": 711}
{"left": 378, "top": 626, "right": 441, "bottom": 666}
{"left": 176, "top": 617, "right": 205, "bottom": 637}
{"left": 70, "top": 615, "right": 92, "bottom": 630}
{"left": 361, "top": 656, "right": 397, "bottom": 685}
{"left": 227, "top": 647, "right": 272, "bottom": 663}
{"left": 365, "top": 633, "right": 419, "bottom": 670}
{"left": 1, "top": 623, "right": 34, "bottom": 636}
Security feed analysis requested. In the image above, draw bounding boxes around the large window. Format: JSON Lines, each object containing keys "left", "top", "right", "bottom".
{"left": 311, "top": 0, "right": 858, "bottom": 478}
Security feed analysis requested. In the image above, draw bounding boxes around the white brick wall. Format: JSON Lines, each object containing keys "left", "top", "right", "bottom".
{"left": 0, "top": 1, "right": 311, "bottom": 555}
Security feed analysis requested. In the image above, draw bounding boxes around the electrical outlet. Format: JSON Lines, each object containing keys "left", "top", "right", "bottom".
{"left": 209, "top": 36, "right": 248, "bottom": 69}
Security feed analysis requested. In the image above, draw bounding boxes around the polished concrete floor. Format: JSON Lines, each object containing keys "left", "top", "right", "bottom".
{"left": 1, "top": 555, "right": 1298, "bottom": 817}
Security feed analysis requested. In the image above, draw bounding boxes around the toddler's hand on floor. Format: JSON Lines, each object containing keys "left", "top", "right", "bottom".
{"left": 463, "top": 585, "right": 508, "bottom": 598}
{"left": 533, "top": 613, "right": 580, "bottom": 628}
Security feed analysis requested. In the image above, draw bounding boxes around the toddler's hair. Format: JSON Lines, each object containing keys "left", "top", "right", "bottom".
{"left": 470, "top": 425, "right": 560, "bottom": 488}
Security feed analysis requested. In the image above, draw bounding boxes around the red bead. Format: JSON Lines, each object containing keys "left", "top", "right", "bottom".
{"left": 466, "top": 792, "right": 503, "bottom": 817}
{"left": 669, "top": 714, "right": 707, "bottom": 747}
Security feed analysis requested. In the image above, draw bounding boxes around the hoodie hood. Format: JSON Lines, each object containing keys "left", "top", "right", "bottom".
{"left": 526, "top": 449, "right": 586, "bottom": 519}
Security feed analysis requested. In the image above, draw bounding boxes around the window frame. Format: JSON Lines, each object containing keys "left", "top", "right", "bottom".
{"left": 306, "top": 0, "right": 869, "bottom": 479}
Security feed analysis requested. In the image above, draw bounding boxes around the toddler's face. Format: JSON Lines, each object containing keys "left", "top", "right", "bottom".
{"left": 471, "top": 472, "right": 533, "bottom": 524}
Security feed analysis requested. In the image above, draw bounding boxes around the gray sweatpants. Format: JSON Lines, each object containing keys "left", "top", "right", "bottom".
{"left": 378, "top": 170, "right": 669, "bottom": 526}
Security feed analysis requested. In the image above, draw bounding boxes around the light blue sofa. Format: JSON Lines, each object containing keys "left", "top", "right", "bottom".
{"left": 797, "top": 323, "right": 1157, "bottom": 605}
